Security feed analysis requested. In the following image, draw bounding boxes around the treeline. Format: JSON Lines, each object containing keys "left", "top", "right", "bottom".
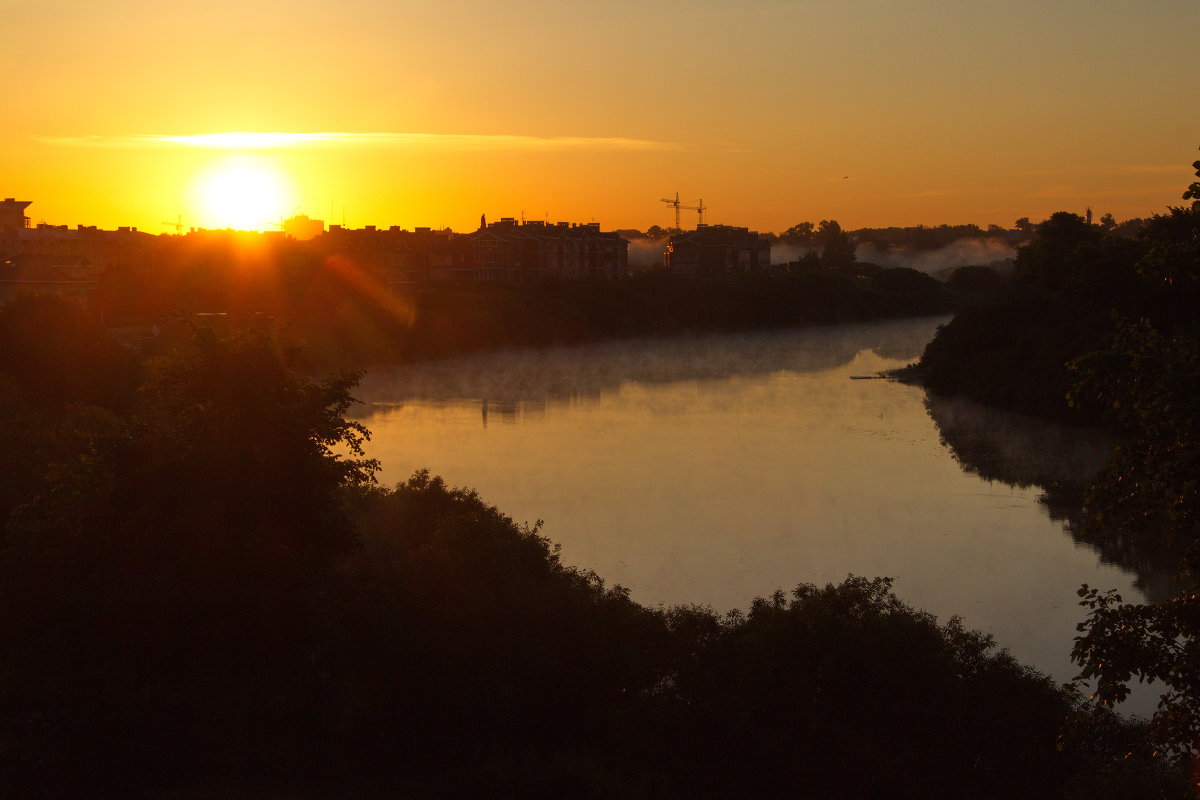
{"left": 906, "top": 205, "right": 1196, "bottom": 423}
{"left": 338, "top": 270, "right": 957, "bottom": 365}
{"left": 627, "top": 215, "right": 1148, "bottom": 263}
{"left": 905, "top": 155, "right": 1200, "bottom": 762}
{"left": 775, "top": 220, "right": 1028, "bottom": 251}
{"left": 0, "top": 295, "right": 1183, "bottom": 797}
{"left": 628, "top": 216, "right": 1148, "bottom": 251}
{"left": 101, "top": 258, "right": 963, "bottom": 367}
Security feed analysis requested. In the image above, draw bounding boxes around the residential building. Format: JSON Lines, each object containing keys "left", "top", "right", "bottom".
{"left": 312, "top": 217, "right": 628, "bottom": 286}
{"left": 0, "top": 202, "right": 155, "bottom": 307}
{"left": 465, "top": 218, "right": 628, "bottom": 281}
{"left": 0, "top": 198, "right": 31, "bottom": 231}
{"left": 665, "top": 224, "right": 772, "bottom": 275}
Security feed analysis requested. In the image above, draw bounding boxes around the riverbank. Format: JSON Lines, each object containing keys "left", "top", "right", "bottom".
{"left": 271, "top": 268, "right": 966, "bottom": 368}
{"left": 890, "top": 285, "right": 1118, "bottom": 426}
{"left": 891, "top": 196, "right": 1200, "bottom": 760}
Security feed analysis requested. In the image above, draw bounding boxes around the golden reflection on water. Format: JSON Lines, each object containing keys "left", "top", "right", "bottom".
{"left": 349, "top": 318, "right": 1146, "bottom": 703}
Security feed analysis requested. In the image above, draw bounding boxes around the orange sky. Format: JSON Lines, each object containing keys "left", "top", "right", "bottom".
{"left": 6, "top": 0, "right": 1198, "bottom": 234}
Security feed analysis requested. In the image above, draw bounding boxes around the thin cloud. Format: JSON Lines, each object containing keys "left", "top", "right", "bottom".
{"left": 902, "top": 189, "right": 955, "bottom": 198}
{"left": 36, "top": 131, "right": 683, "bottom": 152}
{"left": 1027, "top": 184, "right": 1182, "bottom": 200}
{"left": 35, "top": 135, "right": 146, "bottom": 148}
{"left": 1013, "top": 164, "right": 1188, "bottom": 177}
{"left": 1118, "top": 163, "right": 1190, "bottom": 174}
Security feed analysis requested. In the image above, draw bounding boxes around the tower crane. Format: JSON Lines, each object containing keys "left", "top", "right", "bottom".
{"left": 661, "top": 192, "right": 682, "bottom": 230}
{"left": 660, "top": 193, "right": 706, "bottom": 230}
{"left": 161, "top": 214, "right": 183, "bottom": 235}
{"left": 266, "top": 207, "right": 304, "bottom": 231}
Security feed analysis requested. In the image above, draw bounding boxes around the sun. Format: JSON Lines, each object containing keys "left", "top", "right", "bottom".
{"left": 190, "top": 155, "right": 296, "bottom": 231}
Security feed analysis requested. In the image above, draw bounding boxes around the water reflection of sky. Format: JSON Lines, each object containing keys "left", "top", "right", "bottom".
{"left": 349, "top": 317, "right": 1155, "bottom": 715}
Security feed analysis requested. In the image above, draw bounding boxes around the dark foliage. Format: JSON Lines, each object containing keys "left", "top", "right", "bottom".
{"left": 0, "top": 325, "right": 379, "bottom": 793}
{"left": 870, "top": 266, "right": 941, "bottom": 295}
{"left": 0, "top": 293, "right": 140, "bottom": 409}
{"left": 1064, "top": 175, "right": 1200, "bottom": 759}
{"left": 946, "top": 264, "right": 1005, "bottom": 291}
{"left": 907, "top": 203, "right": 1183, "bottom": 422}
{"left": 907, "top": 153, "right": 1200, "bottom": 769}
{"left": 908, "top": 286, "right": 1115, "bottom": 423}
{"left": 663, "top": 578, "right": 1077, "bottom": 799}
{"left": 306, "top": 270, "right": 958, "bottom": 366}
{"left": 0, "top": 311, "right": 1174, "bottom": 796}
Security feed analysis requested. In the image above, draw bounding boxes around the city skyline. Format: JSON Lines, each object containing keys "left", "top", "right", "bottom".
{"left": 7, "top": 0, "right": 1199, "bottom": 234}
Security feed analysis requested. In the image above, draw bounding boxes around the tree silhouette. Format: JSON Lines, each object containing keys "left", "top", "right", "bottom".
{"left": 817, "top": 219, "right": 856, "bottom": 269}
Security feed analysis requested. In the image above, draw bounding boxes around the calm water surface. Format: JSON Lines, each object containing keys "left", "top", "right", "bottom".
{"left": 350, "top": 317, "right": 1152, "bottom": 708}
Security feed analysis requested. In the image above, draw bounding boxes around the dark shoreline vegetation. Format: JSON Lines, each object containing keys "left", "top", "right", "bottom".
{"left": 901, "top": 157, "right": 1200, "bottom": 774}
{"left": 114, "top": 266, "right": 963, "bottom": 369}
{"left": 2, "top": 158, "right": 1198, "bottom": 796}
{"left": 0, "top": 308, "right": 1184, "bottom": 798}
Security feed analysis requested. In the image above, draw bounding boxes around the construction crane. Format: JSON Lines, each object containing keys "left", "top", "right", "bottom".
{"left": 266, "top": 207, "right": 304, "bottom": 231}
{"left": 161, "top": 214, "right": 183, "bottom": 235}
{"left": 661, "top": 192, "right": 682, "bottom": 230}
{"left": 660, "top": 193, "right": 706, "bottom": 229}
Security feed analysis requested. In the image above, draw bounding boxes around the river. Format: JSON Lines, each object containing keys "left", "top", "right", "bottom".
{"left": 349, "top": 316, "right": 1164, "bottom": 713}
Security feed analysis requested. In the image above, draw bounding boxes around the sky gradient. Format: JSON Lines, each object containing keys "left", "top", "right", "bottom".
{"left": 7, "top": 0, "right": 1199, "bottom": 233}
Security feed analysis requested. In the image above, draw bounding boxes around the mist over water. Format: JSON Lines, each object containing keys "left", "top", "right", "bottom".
{"left": 858, "top": 238, "right": 1018, "bottom": 273}
{"left": 768, "top": 238, "right": 1018, "bottom": 274}
{"left": 351, "top": 317, "right": 1153, "bottom": 713}
{"left": 769, "top": 243, "right": 818, "bottom": 265}
{"left": 354, "top": 318, "right": 936, "bottom": 412}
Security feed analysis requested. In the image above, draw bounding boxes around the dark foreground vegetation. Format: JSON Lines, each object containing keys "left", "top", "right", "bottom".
{"left": 0, "top": 295, "right": 1187, "bottom": 797}
{"left": 905, "top": 155, "right": 1200, "bottom": 769}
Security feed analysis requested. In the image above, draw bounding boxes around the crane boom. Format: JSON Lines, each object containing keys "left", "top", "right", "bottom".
{"left": 681, "top": 198, "right": 705, "bottom": 226}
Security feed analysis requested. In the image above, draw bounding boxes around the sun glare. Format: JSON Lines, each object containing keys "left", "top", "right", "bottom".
{"left": 190, "top": 156, "right": 296, "bottom": 231}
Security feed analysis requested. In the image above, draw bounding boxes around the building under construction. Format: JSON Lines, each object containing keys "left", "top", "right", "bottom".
{"left": 665, "top": 224, "right": 772, "bottom": 275}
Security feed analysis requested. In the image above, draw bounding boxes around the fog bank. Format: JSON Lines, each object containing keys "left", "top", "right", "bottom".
{"left": 857, "top": 238, "right": 1017, "bottom": 274}
{"left": 627, "top": 237, "right": 668, "bottom": 268}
